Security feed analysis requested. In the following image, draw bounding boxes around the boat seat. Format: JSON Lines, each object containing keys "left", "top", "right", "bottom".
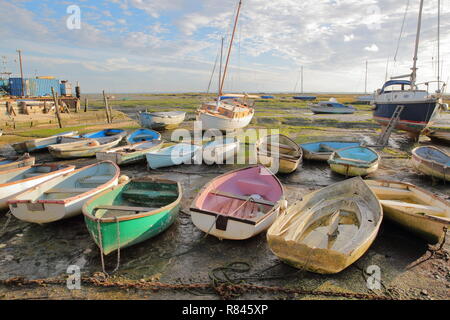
{"left": 122, "top": 189, "right": 178, "bottom": 199}
{"left": 380, "top": 200, "right": 446, "bottom": 216}
{"left": 210, "top": 190, "right": 275, "bottom": 206}
{"left": 236, "top": 179, "right": 272, "bottom": 195}
{"left": 45, "top": 188, "right": 91, "bottom": 194}
{"left": 77, "top": 175, "right": 112, "bottom": 185}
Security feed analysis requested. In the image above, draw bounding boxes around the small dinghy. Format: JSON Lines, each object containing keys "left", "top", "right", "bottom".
{"left": 267, "top": 177, "right": 383, "bottom": 274}
{"left": 257, "top": 134, "right": 302, "bottom": 174}
{"left": 366, "top": 179, "right": 450, "bottom": 243}
{"left": 11, "top": 131, "right": 79, "bottom": 153}
{"left": 9, "top": 161, "right": 120, "bottom": 224}
{"left": 328, "top": 146, "right": 380, "bottom": 177}
{"left": 96, "top": 140, "right": 163, "bottom": 165}
{"left": 202, "top": 137, "right": 240, "bottom": 165}
{"left": 79, "top": 129, "right": 126, "bottom": 139}
{"left": 139, "top": 111, "right": 186, "bottom": 130}
{"left": 0, "top": 154, "right": 35, "bottom": 172}
{"left": 126, "top": 129, "right": 161, "bottom": 144}
{"left": 0, "top": 164, "right": 75, "bottom": 210}
{"left": 424, "top": 128, "right": 450, "bottom": 145}
{"left": 48, "top": 135, "right": 123, "bottom": 159}
{"left": 310, "top": 101, "right": 356, "bottom": 114}
{"left": 82, "top": 178, "right": 181, "bottom": 255}
{"left": 190, "top": 165, "right": 285, "bottom": 240}
{"left": 300, "top": 141, "right": 361, "bottom": 161}
{"left": 411, "top": 146, "right": 450, "bottom": 182}
{"left": 146, "top": 143, "right": 201, "bottom": 169}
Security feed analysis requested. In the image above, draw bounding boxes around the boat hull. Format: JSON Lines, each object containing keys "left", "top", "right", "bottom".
{"left": 202, "top": 139, "right": 240, "bottom": 165}
{"left": 366, "top": 180, "right": 450, "bottom": 244}
{"left": 310, "top": 107, "right": 355, "bottom": 114}
{"left": 424, "top": 129, "right": 450, "bottom": 145}
{"left": 197, "top": 111, "right": 254, "bottom": 131}
{"left": 49, "top": 137, "right": 123, "bottom": 159}
{"left": 411, "top": 147, "right": 450, "bottom": 182}
{"left": 0, "top": 155, "right": 35, "bottom": 172}
{"left": 257, "top": 135, "right": 303, "bottom": 174}
{"left": 373, "top": 101, "right": 439, "bottom": 133}
{"left": 96, "top": 141, "right": 163, "bottom": 165}
{"left": 146, "top": 144, "right": 201, "bottom": 169}
{"left": 11, "top": 131, "right": 79, "bottom": 153}
{"left": 328, "top": 147, "right": 380, "bottom": 177}
{"left": 139, "top": 112, "right": 186, "bottom": 130}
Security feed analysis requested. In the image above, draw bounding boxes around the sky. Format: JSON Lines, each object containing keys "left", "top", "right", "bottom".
{"left": 0, "top": 0, "right": 449, "bottom": 94}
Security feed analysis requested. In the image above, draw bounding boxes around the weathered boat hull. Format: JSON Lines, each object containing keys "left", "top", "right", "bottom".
{"left": 328, "top": 147, "right": 380, "bottom": 177}
{"left": 267, "top": 177, "right": 383, "bottom": 274}
{"left": 366, "top": 179, "right": 450, "bottom": 243}
{"left": 0, "top": 164, "right": 75, "bottom": 210}
{"left": 424, "top": 129, "right": 450, "bottom": 145}
{"left": 301, "top": 141, "right": 361, "bottom": 161}
{"left": 82, "top": 178, "right": 182, "bottom": 255}
{"left": 202, "top": 138, "right": 240, "bottom": 165}
{"left": 8, "top": 162, "right": 120, "bottom": 224}
{"left": 146, "top": 143, "right": 201, "bottom": 169}
{"left": 11, "top": 131, "right": 79, "bottom": 153}
{"left": 411, "top": 146, "right": 450, "bottom": 182}
{"left": 139, "top": 112, "right": 186, "bottom": 130}
{"left": 257, "top": 135, "right": 303, "bottom": 174}
{"left": 197, "top": 111, "right": 254, "bottom": 131}
{"left": 126, "top": 129, "right": 161, "bottom": 144}
{"left": 49, "top": 136, "right": 123, "bottom": 159}
{"left": 0, "top": 155, "right": 35, "bottom": 172}
{"left": 96, "top": 140, "right": 163, "bottom": 165}
{"left": 310, "top": 107, "right": 355, "bottom": 114}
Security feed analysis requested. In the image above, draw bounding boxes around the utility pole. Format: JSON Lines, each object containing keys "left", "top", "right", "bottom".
{"left": 17, "top": 50, "right": 25, "bottom": 97}
{"left": 51, "top": 87, "right": 63, "bottom": 128}
{"left": 365, "top": 61, "right": 368, "bottom": 94}
{"left": 437, "top": 0, "right": 441, "bottom": 92}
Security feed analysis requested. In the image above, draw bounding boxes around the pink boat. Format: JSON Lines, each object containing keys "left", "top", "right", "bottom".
{"left": 190, "top": 165, "right": 285, "bottom": 240}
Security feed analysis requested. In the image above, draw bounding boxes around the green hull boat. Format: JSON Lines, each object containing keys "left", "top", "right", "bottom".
{"left": 82, "top": 178, "right": 182, "bottom": 255}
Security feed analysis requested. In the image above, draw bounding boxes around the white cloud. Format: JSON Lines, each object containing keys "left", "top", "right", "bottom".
{"left": 344, "top": 34, "right": 355, "bottom": 42}
{"left": 364, "top": 44, "right": 379, "bottom": 52}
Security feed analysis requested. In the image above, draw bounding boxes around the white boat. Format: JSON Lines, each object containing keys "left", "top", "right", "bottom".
{"left": 96, "top": 140, "right": 164, "bottom": 165}
{"left": 146, "top": 143, "right": 202, "bottom": 169}
{"left": 366, "top": 179, "right": 450, "bottom": 244}
{"left": 11, "top": 131, "right": 80, "bottom": 153}
{"left": 0, "top": 164, "right": 75, "bottom": 210}
{"left": 267, "top": 177, "right": 383, "bottom": 274}
{"left": 48, "top": 135, "right": 123, "bottom": 159}
{"left": 9, "top": 161, "right": 120, "bottom": 224}
{"left": 139, "top": 111, "right": 186, "bottom": 130}
{"left": 202, "top": 137, "right": 240, "bottom": 165}
{"left": 190, "top": 165, "right": 286, "bottom": 240}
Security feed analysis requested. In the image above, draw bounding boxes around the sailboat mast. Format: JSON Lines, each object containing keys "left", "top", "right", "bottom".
{"left": 365, "top": 60, "right": 368, "bottom": 94}
{"left": 218, "top": 37, "right": 224, "bottom": 95}
{"left": 301, "top": 66, "right": 304, "bottom": 94}
{"left": 411, "top": 0, "right": 424, "bottom": 89}
{"left": 437, "top": 0, "right": 441, "bottom": 91}
{"left": 219, "top": 0, "right": 243, "bottom": 97}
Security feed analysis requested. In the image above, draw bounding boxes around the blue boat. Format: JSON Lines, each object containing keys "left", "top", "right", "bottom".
{"left": 293, "top": 96, "right": 316, "bottom": 101}
{"left": 126, "top": 129, "right": 161, "bottom": 144}
{"left": 146, "top": 143, "right": 201, "bottom": 169}
{"left": 300, "top": 141, "right": 361, "bottom": 161}
{"left": 310, "top": 101, "right": 356, "bottom": 114}
{"left": 261, "top": 96, "right": 275, "bottom": 99}
{"left": 79, "top": 129, "right": 126, "bottom": 139}
{"left": 328, "top": 146, "right": 380, "bottom": 177}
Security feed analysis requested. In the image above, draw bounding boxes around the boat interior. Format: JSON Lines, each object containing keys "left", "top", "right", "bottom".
{"left": 415, "top": 147, "right": 450, "bottom": 166}
{"left": 333, "top": 147, "right": 378, "bottom": 164}
{"left": 91, "top": 180, "right": 180, "bottom": 219}
{"left": 194, "top": 166, "right": 282, "bottom": 221}
{"left": 0, "top": 165, "right": 67, "bottom": 185}
{"left": 200, "top": 100, "right": 253, "bottom": 119}
{"left": 111, "top": 140, "right": 162, "bottom": 154}
{"left": 260, "top": 135, "right": 301, "bottom": 159}
{"left": 302, "top": 142, "right": 360, "bottom": 153}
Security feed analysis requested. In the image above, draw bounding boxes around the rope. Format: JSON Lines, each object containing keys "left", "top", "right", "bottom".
{"left": 0, "top": 211, "right": 12, "bottom": 237}
{"left": 96, "top": 219, "right": 107, "bottom": 275}
{"left": 112, "top": 217, "right": 121, "bottom": 274}
{"left": 393, "top": 0, "right": 410, "bottom": 62}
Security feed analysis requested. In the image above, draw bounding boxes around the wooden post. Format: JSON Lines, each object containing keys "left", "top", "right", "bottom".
{"left": 51, "top": 87, "right": 63, "bottom": 128}
{"left": 84, "top": 97, "right": 88, "bottom": 112}
{"left": 103, "top": 90, "right": 111, "bottom": 123}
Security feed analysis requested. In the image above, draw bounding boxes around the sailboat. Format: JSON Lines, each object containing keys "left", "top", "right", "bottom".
{"left": 373, "top": 0, "right": 447, "bottom": 136}
{"left": 293, "top": 66, "right": 316, "bottom": 101}
{"left": 197, "top": 0, "right": 255, "bottom": 131}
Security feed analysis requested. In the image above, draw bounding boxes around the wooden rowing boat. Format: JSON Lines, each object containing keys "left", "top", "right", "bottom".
{"left": 139, "top": 111, "right": 186, "bottom": 130}
{"left": 257, "top": 134, "right": 302, "bottom": 174}
{"left": 267, "top": 177, "right": 383, "bottom": 274}
{"left": 82, "top": 178, "right": 182, "bottom": 255}
{"left": 48, "top": 135, "right": 123, "bottom": 159}
{"left": 190, "top": 165, "right": 285, "bottom": 240}
{"left": 9, "top": 161, "right": 120, "bottom": 224}
{"left": 300, "top": 141, "right": 361, "bottom": 161}
{"left": 411, "top": 146, "right": 450, "bottom": 182}
{"left": 202, "top": 137, "right": 240, "bottom": 165}
{"left": 79, "top": 129, "right": 127, "bottom": 139}
{"left": 11, "top": 131, "right": 79, "bottom": 153}
{"left": 424, "top": 128, "right": 450, "bottom": 145}
{"left": 0, "top": 154, "right": 35, "bottom": 172}
{"left": 126, "top": 129, "right": 161, "bottom": 144}
{"left": 146, "top": 143, "right": 201, "bottom": 169}
{"left": 328, "top": 146, "right": 380, "bottom": 176}
{"left": 96, "top": 140, "right": 163, "bottom": 165}
{"left": 366, "top": 179, "right": 450, "bottom": 243}
{"left": 0, "top": 164, "right": 75, "bottom": 210}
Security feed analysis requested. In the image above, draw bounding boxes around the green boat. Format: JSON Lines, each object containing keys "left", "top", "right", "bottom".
{"left": 82, "top": 178, "right": 182, "bottom": 255}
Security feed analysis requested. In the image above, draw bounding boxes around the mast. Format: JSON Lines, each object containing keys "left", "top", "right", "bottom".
{"left": 365, "top": 61, "right": 368, "bottom": 94}
{"left": 301, "top": 66, "right": 304, "bottom": 94}
{"left": 437, "top": 0, "right": 440, "bottom": 92}
{"left": 219, "top": 0, "right": 243, "bottom": 97}
{"left": 218, "top": 37, "right": 224, "bottom": 96}
{"left": 410, "top": 0, "right": 424, "bottom": 89}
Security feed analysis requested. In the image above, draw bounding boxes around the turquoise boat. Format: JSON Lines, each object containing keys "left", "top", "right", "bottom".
{"left": 82, "top": 178, "right": 182, "bottom": 255}
{"left": 146, "top": 143, "right": 201, "bottom": 169}
{"left": 300, "top": 141, "right": 361, "bottom": 161}
{"left": 79, "top": 129, "right": 126, "bottom": 139}
{"left": 126, "top": 129, "right": 161, "bottom": 144}
{"left": 328, "top": 146, "right": 380, "bottom": 177}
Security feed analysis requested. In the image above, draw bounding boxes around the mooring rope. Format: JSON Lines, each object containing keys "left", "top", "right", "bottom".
{"left": 0, "top": 211, "right": 12, "bottom": 238}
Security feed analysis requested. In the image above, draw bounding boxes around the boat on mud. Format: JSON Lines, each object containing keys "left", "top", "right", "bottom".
{"left": 310, "top": 100, "right": 356, "bottom": 114}
{"left": 139, "top": 111, "right": 186, "bottom": 130}
{"left": 48, "top": 135, "right": 123, "bottom": 159}
{"left": 11, "top": 131, "right": 80, "bottom": 153}
{"left": 257, "top": 134, "right": 303, "bottom": 174}
{"left": 411, "top": 146, "right": 450, "bottom": 182}
{"left": 0, "top": 154, "right": 35, "bottom": 172}
{"left": 328, "top": 146, "right": 380, "bottom": 177}
{"left": 146, "top": 143, "right": 201, "bottom": 169}
{"left": 300, "top": 141, "right": 361, "bottom": 161}
{"left": 96, "top": 140, "right": 164, "bottom": 165}
{"left": 126, "top": 129, "right": 161, "bottom": 144}
{"left": 202, "top": 137, "right": 240, "bottom": 165}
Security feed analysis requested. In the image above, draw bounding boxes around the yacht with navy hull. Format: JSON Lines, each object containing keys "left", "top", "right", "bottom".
{"left": 372, "top": 0, "right": 446, "bottom": 136}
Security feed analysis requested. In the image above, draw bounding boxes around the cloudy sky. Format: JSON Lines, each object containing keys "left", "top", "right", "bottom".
{"left": 0, "top": 0, "right": 448, "bottom": 93}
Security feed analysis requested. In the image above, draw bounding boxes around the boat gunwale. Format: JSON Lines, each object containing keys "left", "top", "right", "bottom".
{"left": 412, "top": 146, "right": 450, "bottom": 169}
{"left": 8, "top": 161, "right": 120, "bottom": 205}
{"left": 0, "top": 164, "right": 76, "bottom": 188}
{"left": 329, "top": 146, "right": 380, "bottom": 168}
{"left": 82, "top": 177, "right": 182, "bottom": 223}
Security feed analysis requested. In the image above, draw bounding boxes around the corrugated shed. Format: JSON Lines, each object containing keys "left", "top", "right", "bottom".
{"left": 9, "top": 78, "right": 61, "bottom": 96}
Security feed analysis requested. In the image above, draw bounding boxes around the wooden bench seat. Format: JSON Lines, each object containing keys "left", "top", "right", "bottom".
{"left": 210, "top": 190, "right": 275, "bottom": 206}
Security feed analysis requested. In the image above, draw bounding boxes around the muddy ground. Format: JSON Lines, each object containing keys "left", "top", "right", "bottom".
{"left": 0, "top": 97, "right": 449, "bottom": 300}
